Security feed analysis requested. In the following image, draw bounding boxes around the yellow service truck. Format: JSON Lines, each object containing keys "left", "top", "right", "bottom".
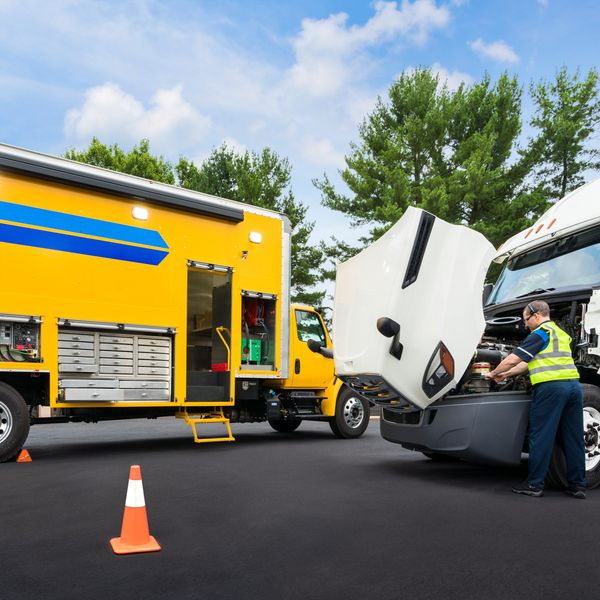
{"left": 0, "top": 143, "right": 370, "bottom": 461}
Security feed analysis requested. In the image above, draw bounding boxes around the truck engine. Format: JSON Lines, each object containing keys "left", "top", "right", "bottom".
{"left": 454, "top": 296, "right": 597, "bottom": 397}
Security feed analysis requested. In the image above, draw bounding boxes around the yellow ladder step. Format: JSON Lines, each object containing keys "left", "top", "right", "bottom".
{"left": 176, "top": 409, "right": 235, "bottom": 444}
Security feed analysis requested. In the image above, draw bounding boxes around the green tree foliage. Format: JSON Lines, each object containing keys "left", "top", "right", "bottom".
{"left": 315, "top": 69, "right": 550, "bottom": 278}
{"left": 175, "top": 144, "right": 238, "bottom": 199}
{"left": 528, "top": 67, "right": 600, "bottom": 199}
{"left": 65, "top": 137, "right": 175, "bottom": 184}
{"left": 177, "top": 145, "right": 324, "bottom": 305}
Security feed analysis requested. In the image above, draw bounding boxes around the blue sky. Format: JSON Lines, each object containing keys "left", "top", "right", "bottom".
{"left": 1, "top": 0, "right": 599, "bottom": 247}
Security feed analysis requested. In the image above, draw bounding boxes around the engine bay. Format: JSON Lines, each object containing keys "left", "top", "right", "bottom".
{"left": 453, "top": 294, "right": 599, "bottom": 396}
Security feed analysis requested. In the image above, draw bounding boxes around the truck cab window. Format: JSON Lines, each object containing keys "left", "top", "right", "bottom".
{"left": 487, "top": 227, "right": 600, "bottom": 305}
{"left": 296, "top": 310, "right": 327, "bottom": 346}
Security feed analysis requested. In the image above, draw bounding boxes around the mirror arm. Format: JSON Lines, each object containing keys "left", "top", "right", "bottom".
{"left": 307, "top": 339, "right": 333, "bottom": 359}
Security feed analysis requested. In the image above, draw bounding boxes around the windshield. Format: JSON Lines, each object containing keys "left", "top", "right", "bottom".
{"left": 487, "top": 227, "right": 600, "bottom": 305}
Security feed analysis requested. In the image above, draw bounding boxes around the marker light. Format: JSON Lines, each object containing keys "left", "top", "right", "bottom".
{"left": 249, "top": 231, "right": 262, "bottom": 244}
{"left": 132, "top": 206, "right": 149, "bottom": 220}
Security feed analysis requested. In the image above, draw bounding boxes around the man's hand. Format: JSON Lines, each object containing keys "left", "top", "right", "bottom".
{"left": 485, "top": 371, "right": 507, "bottom": 383}
{"left": 484, "top": 357, "right": 529, "bottom": 383}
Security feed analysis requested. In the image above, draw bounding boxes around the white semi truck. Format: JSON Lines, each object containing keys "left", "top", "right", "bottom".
{"left": 330, "top": 179, "right": 600, "bottom": 489}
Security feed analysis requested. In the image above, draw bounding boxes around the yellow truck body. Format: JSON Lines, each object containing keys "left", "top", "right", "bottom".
{"left": 0, "top": 144, "right": 369, "bottom": 461}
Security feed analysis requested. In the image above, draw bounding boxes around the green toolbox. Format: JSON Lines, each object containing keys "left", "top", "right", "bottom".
{"left": 241, "top": 338, "right": 262, "bottom": 363}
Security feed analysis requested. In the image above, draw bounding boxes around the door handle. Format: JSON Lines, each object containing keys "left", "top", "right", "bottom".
{"left": 295, "top": 358, "right": 301, "bottom": 374}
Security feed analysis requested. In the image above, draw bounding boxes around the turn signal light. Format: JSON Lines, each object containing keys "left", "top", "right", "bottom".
{"left": 440, "top": 343, "right": 454, "bottom": 375}
{"left": 422, "top": 342, "right": 454, "bottom": 398}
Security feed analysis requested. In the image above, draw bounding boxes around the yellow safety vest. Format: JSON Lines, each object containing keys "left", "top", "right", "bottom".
{"left": 528, "top": 320, "right": 579, "bottom": 385}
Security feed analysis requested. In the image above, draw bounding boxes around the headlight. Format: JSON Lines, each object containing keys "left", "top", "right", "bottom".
{"left": 422, "top": 342, "right": 454, "bottom": 398}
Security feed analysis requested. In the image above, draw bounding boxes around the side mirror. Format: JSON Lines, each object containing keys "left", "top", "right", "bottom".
{"left": 307, "top": 339, "right": 333, "bottom": 359}
{"left": 482, "top": 283, "right": 494, "bottom": 305}
{"left": 376, "top": 317, "right": 400, "bottom": 338}
{"left": 376, "top": 317, "right": 403, "bottom": 360}
{"left": 307, "top": 339, "right": 321, "bottom": 353}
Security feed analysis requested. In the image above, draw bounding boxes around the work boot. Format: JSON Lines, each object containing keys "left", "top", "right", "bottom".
{"left": 511, "top": 482, "right": 544, "bottom": 497}
{"left": 564, "top": 486, "right": 586, "bottom": 500}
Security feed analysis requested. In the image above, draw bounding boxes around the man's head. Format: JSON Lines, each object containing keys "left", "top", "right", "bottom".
{"left": 522, "top": 300, "right": 550, "bottom": 331}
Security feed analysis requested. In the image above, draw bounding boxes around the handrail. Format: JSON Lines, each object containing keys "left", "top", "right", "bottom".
{"left": 215, "top": 326, "right": 231, "bottom": 371}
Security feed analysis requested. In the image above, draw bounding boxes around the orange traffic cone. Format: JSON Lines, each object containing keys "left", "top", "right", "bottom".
{"left": 16, "top": 449, "right": 32, "bottom": 462}
{"left": 110, "top": 465, "right": 161, "bottom": 555}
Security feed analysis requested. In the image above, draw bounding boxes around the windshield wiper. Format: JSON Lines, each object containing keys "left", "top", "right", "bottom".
{"left": 515, "top": 287, "right": 556, "bottom": 299}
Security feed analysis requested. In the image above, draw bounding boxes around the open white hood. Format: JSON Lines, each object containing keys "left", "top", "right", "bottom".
{"left": 333, "top": 207, "right": 495, "bottom": 410}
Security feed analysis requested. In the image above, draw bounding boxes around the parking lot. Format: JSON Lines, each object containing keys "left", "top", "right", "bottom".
{"left": 2, "top": 418, "right": 598, "bottom": 600}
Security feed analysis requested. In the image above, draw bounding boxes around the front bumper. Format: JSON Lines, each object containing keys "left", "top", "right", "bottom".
{"left": 380, "top": 391, "right": 531, "bottom": 466}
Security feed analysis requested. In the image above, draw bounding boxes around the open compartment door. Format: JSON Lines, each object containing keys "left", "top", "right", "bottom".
{"left": 240, "top": 291, "right": 277, "bottom": 372}
{"left": 186, "top": 261, "right": 233, "bottom": 404}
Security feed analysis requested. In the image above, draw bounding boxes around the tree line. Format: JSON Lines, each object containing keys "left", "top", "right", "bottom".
{"left": 67, "top": 66, "right": 600, "bottom": 303}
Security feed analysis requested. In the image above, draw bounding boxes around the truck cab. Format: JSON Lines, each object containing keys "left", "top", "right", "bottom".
{"left": 223, "top": 300, "right": 370, "bottom": 438}
{"left": 264, "top": 304, "right": 370, "bottom": 438}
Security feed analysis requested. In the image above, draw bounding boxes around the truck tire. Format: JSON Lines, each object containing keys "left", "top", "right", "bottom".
{"left": 546, "top": 383, "right": 600, "bottom": 489}
{"left": 329, "top": 386, "right": 370, "bottom": 439}
{"left": 268, "top": 417, "right": 302, "bottom": 433}
{"left": 0, "top": 382, "right": 30, "bottom": 463}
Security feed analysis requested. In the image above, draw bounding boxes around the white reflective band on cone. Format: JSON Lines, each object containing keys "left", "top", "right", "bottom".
{"left": 125, "top": 480, "right": 146, "bottom": 508}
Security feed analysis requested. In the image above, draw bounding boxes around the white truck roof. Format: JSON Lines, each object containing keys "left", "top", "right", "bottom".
{"left": 495, "top": 177, "right": 600, "bottom": 262}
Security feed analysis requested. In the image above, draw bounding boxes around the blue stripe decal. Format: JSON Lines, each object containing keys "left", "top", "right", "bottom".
{"left": 0, "top": 200, "right": 168, "bottom": 249}
{"left": 0, "top": 223, "right": 168, "bottom": 265}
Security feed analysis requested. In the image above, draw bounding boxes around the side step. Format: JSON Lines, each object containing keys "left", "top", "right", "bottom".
{"left": 176, "top": 409, "right": 235, "bottom": 444}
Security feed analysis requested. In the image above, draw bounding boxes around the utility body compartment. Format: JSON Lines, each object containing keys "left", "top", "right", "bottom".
{"left": 0, "top": 142, "right": 291, "bottom": 410}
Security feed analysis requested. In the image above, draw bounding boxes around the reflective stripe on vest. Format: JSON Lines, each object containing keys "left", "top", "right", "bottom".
{"left": 528, "top": 321, "right": 579, "bottom": 385}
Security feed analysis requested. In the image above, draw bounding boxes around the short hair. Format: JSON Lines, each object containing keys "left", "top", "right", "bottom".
{"left": 524, "top": 300, "right": 550, "bottom": 317}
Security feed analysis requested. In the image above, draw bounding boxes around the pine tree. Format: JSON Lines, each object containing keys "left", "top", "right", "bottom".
{"left": 528, "top": 67, "right": 600, "bottom": 199}
{"left": 315, "top": 69, "right": 548, "bottom": 280}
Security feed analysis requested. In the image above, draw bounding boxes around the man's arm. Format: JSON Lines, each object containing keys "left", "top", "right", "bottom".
{"left": 484, "top": 328, "right": 550, "bottom": 382}
{"left": 486, "top": 353, "right": 528, "bottom": 382}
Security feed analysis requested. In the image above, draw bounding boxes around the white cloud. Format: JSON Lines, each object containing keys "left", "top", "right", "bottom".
{"left": 64, "top": 83, "right": 211, "bottom": 152}
{"left": 430, "top": 62, "right": 473, "bottom": 91}
{"left": 300, "top": 136, "right": 346, "bottom": 168}
{"left": 0, "top": 0, "right": 458, "bottom": 261}
{"left": 537, "top": 0, "right": 549, "bottom": 7}
{"left": 287, "top": 0, "right": 451, "bottom": 96}
{"left": 345, "top": 91, "right": 381, "bottom": 126}
{"left": 469, "top": 38, "right": 519, "bottom": 64}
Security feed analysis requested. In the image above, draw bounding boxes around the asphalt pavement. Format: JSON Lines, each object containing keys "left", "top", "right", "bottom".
{"left": 2, "top": 417, "right": 598, "bottom": 600}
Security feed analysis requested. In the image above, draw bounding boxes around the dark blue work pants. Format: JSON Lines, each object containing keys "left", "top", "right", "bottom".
{"left": 528, "top": 379, "right": 586, "bottom": 488}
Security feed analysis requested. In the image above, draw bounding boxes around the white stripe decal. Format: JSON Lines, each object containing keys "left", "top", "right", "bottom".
{"left": 518, "top": 347, "right": 534, "bottom": 358}
{"left": 125, "top": 479, "right": 146, "bottom": 508}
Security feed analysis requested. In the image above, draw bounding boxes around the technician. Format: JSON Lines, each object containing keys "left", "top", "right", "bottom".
{"left": 486, "top": 300, "right": 586, "bottom": 498}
